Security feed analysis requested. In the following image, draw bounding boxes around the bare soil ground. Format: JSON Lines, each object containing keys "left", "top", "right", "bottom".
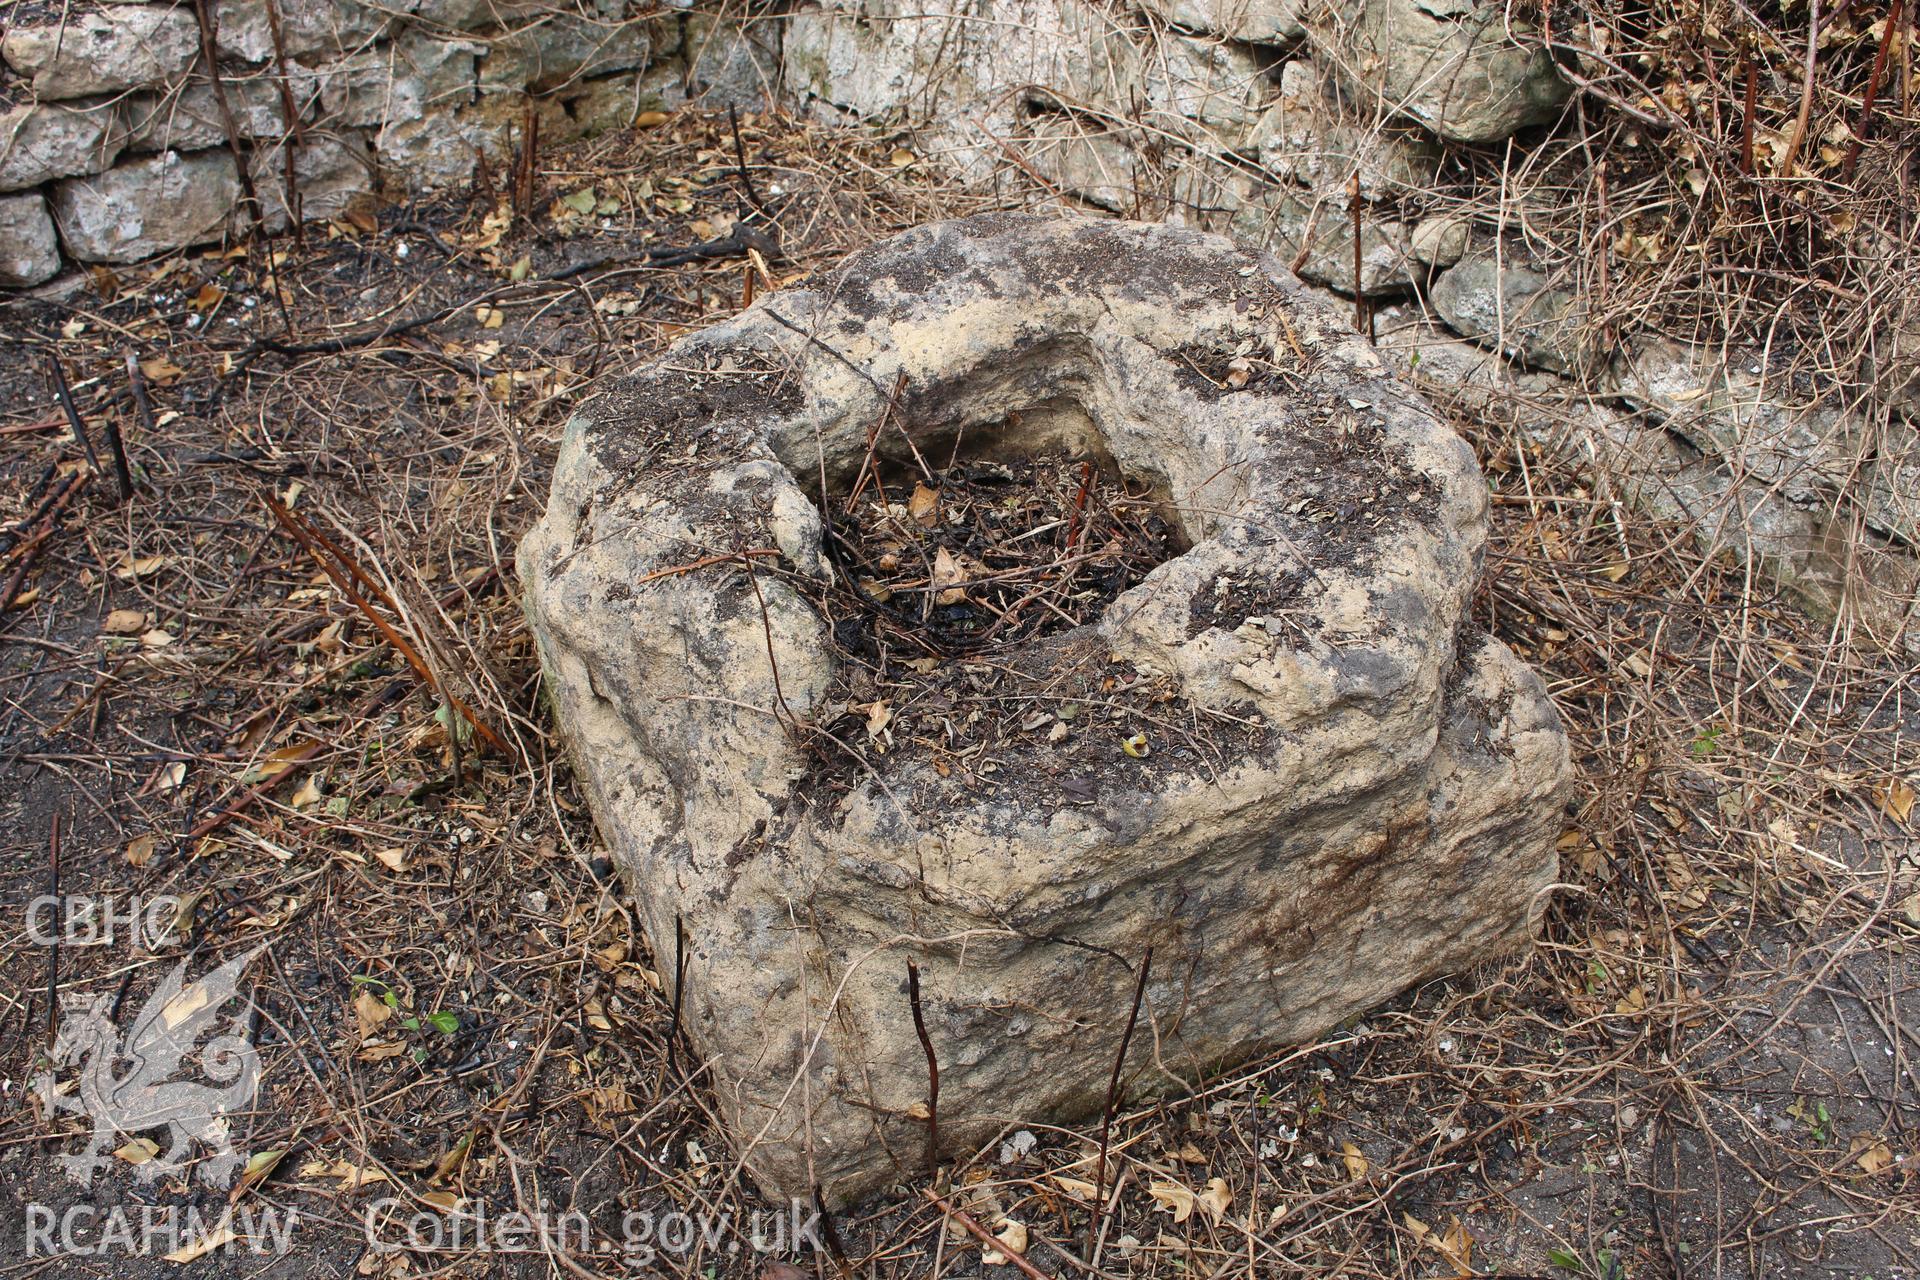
{"left": 0, "top": 109, "right": 1914, "bottom": 1280}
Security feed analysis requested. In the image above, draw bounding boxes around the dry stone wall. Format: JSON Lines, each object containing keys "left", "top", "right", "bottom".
{"left": 2, "top": 0, "right": 1912, "bottom": 652}
{"left": 776, "top": 0, "right": 1917, "bottom": 658}
{"left": 0, "top": 0, "right": 781, "bottom": 284}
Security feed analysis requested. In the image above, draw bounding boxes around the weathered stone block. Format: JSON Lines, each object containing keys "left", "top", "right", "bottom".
{"left": 684, "top": 12, "right": 783, "bottom": 107}
{"left": 1140, "top": 32, "right": 1273, "bottom": 152}
{"left": 0, "top": 192, "right": 63, "bottom": 286}
{"left": 1011, "top": 116, "right": 1141, "bottom": 211}
{"left": 1312, "top": 0, "right": 1569, "bottom": 143}
{"left": 519, "top": 213, "right": 1572, "bottom": 1205}
{"left": 1236, "top": 183, "right": 1418, "bottom": 297}
{"left": 215, "top": 0, "right": 389, "bottom": 63}
{"left": 1247, "top": 60, "right": 1438, "bottom": 201}
{"left": 3, "top": 9, "right": 199, "bottom": 99}
{"left": 1410, "top": 215, "right": 1468, "bottom": 268}
{"left": 0, "top": 103, "right": 128, "bottom": 192}
{"left": 250, "top": 132, "right": 376, "bottom": 231}
{"left": 1429, "top": 245, "right": 1590, "bottom": 374}
{"left": 483, "top": 8, "right": 655, "bottom": 93}
{"left": 1139, "top": 0, "right": 1307, "bottom": 42}
{"left": 124, "top": 81, "right": 289, "bottom": 154}
{"left": 303, "top": 31, "right": 479, "bottom": 129}
{"left": 51, "top": 150, "right": 240, "bottom": 263}
{"left": 784, "top": 0, "right": 1147, "bottom": 179}
{"left": 562, "top": 64, "right": 689, "bottom": 131}
{"left": 372, "top": 92, "right": 550, "bottom": 188}
{"left": 1607, "top": 338, "right": 1862, "bottom": 501}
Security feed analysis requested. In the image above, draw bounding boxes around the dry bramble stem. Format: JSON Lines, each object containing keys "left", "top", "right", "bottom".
{"left": 262, "top": 492, "right": 516, "bottom": 762}
{"left": 923, "top": 1189, "right": 1052, "bottom": 1280}
{"left": 45, "top": 354, "right": 103, "bottom": 478}
{"left": 632, "top": 547, "right": 783, "bottom": 585}
{"left": 1, "top": 469, "right": 89, "bottom": 614}
{"left": 190, "top": 0, "right": 262, "bottom": 229}
{"left": 45, "top": 812, "right": 61, "bottom": 1043}
{"left": 907, "top": 958, "right": 940, "bottom": 1178}
{"left": 1841, "top": 0, "right": 1904, "bottom": 177}
{"left": 1091, "top": 944, "right": 1152, "bottom": 1254}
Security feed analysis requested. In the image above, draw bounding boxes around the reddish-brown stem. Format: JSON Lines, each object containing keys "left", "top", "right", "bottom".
{"left": 1739, "top": 49, "right": 1758, "bottom": 175}
{"left": 1842, "top": 0, "right": 1903, "bottom": 177}
{"left": 1090, "top": 945, "right": 1152, "bottom": 1254}
{"left": 46, "top": 813, "right": 61, "bottom": 1043}
{"left": 263, "top": 494, "right": 516, "bottom": 761}
{"left": 907, "top": 959, "right": 940, "bottom": 1178}
{"left": 1350, "top": 172, "right": 1367, "bottom": 335}
{"left": 924, "top": 1190, "right": 1052, "bottom": 1280}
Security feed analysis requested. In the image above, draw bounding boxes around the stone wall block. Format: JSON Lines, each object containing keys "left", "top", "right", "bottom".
{"left": 1409, "top": 216, "right": 1468, "bottom": 268}
{"left": 0, "top": 192, "right": 63, "bottom": 286}
{"left": 1010, "top": 115, "right": 1142, "bottom": 211}
{"left": 1233, "top": 181, "right": 1417, "bottom": 296}
{"left": 214, "top": 0, "right": 390, "bottom": 63}
{"left": 1313, "top": 0, "right": 1569, "bottom": 144}
{"left": 1139, "top": 0, "right": 1307, "bottom": 43}
{"left": 373, "top": 93, "right": 562, "bottom": 189}
{"left": 552, "top": 64, "right": 693, "bottom": 137}
{"left": 1247, "top": 59, "right": 1438, "bottom": 201}
{"left": 250, "top": 131, "right": 376, "bottom": 231}
{"left": 51, "top": 149, "right": 241, "bottom": 263}
{"left": 0, "top": 103, "right": 129, "bottom": 192}
{"left": 683, "top": 13, "right": 782, "bottom": 108}
{"left": 1607, "top": 338, "right": 1863, "bottom": 500}
{"left": 1141, "top": 34, "right": 1272, "bottom": 152}
{"left": 303, "top": 31, "right": 481, "bottom": 130}
{"left": 124, "top": 80, "right": 291, "bottom": 154}
{"left": 784, "top": 0, "right": 1148, "bottom": 179}
{"left": 3, "top": 8, "right": 200, "bottom": 99}
{"left": 1428, "top": 245, "right": 1591, "bottom": 374}
{"left": 486, "top": 9, "right": 656, "bottom": 94}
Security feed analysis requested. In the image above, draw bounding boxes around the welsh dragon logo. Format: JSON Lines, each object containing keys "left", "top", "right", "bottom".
{"left": 34, "top": 948, "right": 263, "bottom": 1188}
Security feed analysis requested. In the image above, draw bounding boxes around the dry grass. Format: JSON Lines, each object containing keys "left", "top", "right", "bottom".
{"left": 0, "top": 100, "right": 1914, "bottom": 1280}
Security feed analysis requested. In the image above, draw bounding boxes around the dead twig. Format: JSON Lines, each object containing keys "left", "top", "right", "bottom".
{"left": 907, "top": 958, "right": 940, "bottom": 1179}
{"left": 1, "top": 470, "right": 89, "bottom": 615}
{"left": 46, "top": 354, "right": 103, "bottom": 478}
{"left": 190, "top": 0, "right": 262, "bottom": 228}
{"left": 45, "top": 812, "right": 61, "bottom": 1045}
{"left": 262, "top": 493, "right": 516, "bottom": 761}
{"left": 925, "top": 1189, "right": 1053, "bottom": 1280}
{"left": 1778, "top": 0, "right": 1820, "bottom": 174}
{"left": 665, "top": 914, "right": 688, "bottom": 1082}
{"left": 1090, "top": 945, "right": 1151, "bottom": 1254}
{"left": 1841, "top": 0, "right": 1903, "bottom": 177}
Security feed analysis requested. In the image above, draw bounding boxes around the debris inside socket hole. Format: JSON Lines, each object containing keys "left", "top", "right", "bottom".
{"left": 809, "top": 404, "right": 1184, "bottom": 666}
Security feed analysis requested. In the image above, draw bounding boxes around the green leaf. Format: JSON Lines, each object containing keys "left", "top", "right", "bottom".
{"left": 1548, "top": 1250, "right": 1586, "bottom": 1274}
{"left": 401, "top": 1016, "right": 420, "bottom": 1031}
{"left": 426, "top": 1010, "right": 460, "bottom": 1035}
{"left": 434, "top": 700, "right": 474, "bottom": 746}
{"left": 559, "top": 187, "right": 597, "bottom": 215}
